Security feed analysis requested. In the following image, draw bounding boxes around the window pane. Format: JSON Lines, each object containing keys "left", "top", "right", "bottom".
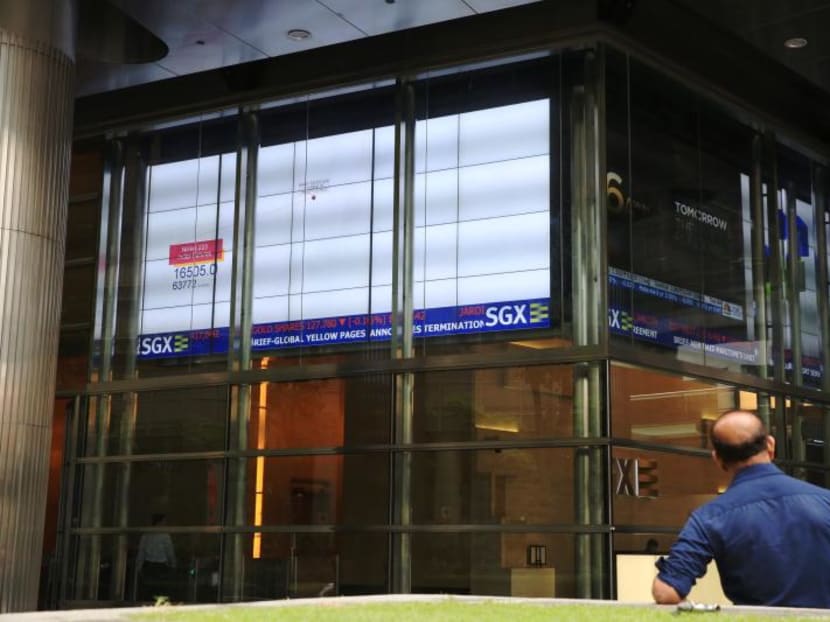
{"left": 778, "top": 146, "right": 822, "bottom": 388}
{"left": 68, "top": 534, "right": 221, "bottom": 604}
{"left": 414, "top": 365, "right": 576, "bottom": 443}
{"left": 57, "top": 329, "right": 90, "bottom": 390}
{"left": 227, "top": 455, "right": 390, "bottom": 527}
{"left": 411, "top": 532, "right": 585, "bottom": 598}
{"left": 611, "top": 447, "right": 726, "bottom": 529}
{"left": 85, "top": 387, "right": 228, "bottom": 456}
{"left": 246, "top": 375, "right": 391, "bottom": 449}
{"left": 611, "top": 363, "right": 737, "bottom": 449}
{"left": 413, "top": 58, "right": 560, "bottom": 356}
{"left": 606, "top": 54, "right": 762, "bottom": 377}
{"left": 78, "top": 460, "right": 224, "bottom": 528}
{"left": 62, "top": 264, "right": 95, "bottom": 325}
{"left": 250, "top": 87, "right": 396, "bottom": 363}
{"left": 222, "top": 532, "right": 387, "bottom": 600}
{"left": 101, "top": 116, "right": 239, "bottom": 379}
{"left": 411, "top": 449, "right": 578, "bottom": 525}
{"left": 786, "top": 399, "right": 830, "bottom": 488}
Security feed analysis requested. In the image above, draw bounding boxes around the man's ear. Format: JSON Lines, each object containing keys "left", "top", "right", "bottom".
{"left": 766, "top": 435, "right": 776, "bottom": 459}
{"left": 711, "top": 450, "right": 726, "bottom": 471}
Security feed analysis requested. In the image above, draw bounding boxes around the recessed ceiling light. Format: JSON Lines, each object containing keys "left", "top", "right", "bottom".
{"left": 784, "top": 37, "right": 808, "bottom": 49}
{"left": 287, "top": 29, "right": 311, "bottom": 41}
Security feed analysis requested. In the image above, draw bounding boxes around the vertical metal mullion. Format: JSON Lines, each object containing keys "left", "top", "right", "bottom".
{"left": 84, "top": 139, "right": 125, "bottom": 599}
{"left": 750, "top": 136, "right": 773, "bottom": 430}
{"left": 390, "top": 78, "right": 415, "bottom": 594}
{"left": 570, "top": 67, "right": 590, "bottom": 601}
{"left": 765, "top": 134, "right": 785, "bottom": 384}
{"left": 750, "top": 136, "right": 770, "bottom": 380}
{"left": 110, "top": 141, "right": 149, "bottom": 601}
{"left": 588, "top": 45, "right": 608, "bottom": 600}
{"left": 785, "top": 178, "right": 806, "bottom": 467}
{"left": 216, "top": 385, "right": 231, "bottom": 602}
{"left": 57, "top": 396, "right": 81, "bottom": 606}
{"left": 813, "top": 166, "right": 830, "bottom": 391}
{"left": 603, "top": 360, "right": 615, "bottom": 598}
{"left": 786, "top": 182, "right": 802, "bottom": 387}
{"left": 763, "top": 134, "right": 787, "bottom": 452}
{"left": 811, "top": 166, "right": 830, "bottom": 486}
{"left": 228, "top": 109, "right": 258, "bottom": 601}
{"left": 571, "top": 47, "right": 606, "bottom": 599}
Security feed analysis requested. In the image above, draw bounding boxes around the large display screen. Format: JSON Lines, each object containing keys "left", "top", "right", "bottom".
{"left": 137, "top": 99, "right": 552, "bottom": 358}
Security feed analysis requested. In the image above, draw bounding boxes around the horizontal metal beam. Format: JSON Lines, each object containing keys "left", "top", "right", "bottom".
{"left": 80, "top": 343, "right": 607, "bottom": 394}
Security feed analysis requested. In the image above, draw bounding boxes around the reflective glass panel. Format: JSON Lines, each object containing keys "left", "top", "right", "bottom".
{"left": 606, "top": 54, "right": 762, "bottom": 376}
{"left": 99, "top": 115, "right": 238, "bottom": 379}
{"left": 611, "top": 447, "right": 726, "bottom": 529}
{"left": 411, "top": 532, "right": 586, "bottom": 598}
{"left": 84, "top": 387, "right": 228, "bottom": 456}
{"left": 785, "top": 398, "right": 830, "bottom": 488}
{"left": 610, "top": 363, "right": 738, "bottom": 449}
{"left": 411, "top": 449, "right": 577, "bottom": 525}
{"left": 226, "top": 455, "right": 390, "bottom": 527}
{"left": 412, "top": 57, "right": 566, "bottom": 356}
{"left": 221, "top": 532, "right": 387, "bottom": 601}
{"left": 69, "top": 533, "right": 220, "bottom": 604}
{"left": 777, "top": 147, "right": 822, "bottom": 387}
{"left": 245, "top": 375, "right": 391, "bottom": 449}
{"left": 78, "top": 459, "right": 224, "bottom": 528}
{"left": 250, "top": 86, "right": 395, "bottom": 363}
{"left": 414, "top": 365, "right": 576, "bottom": 443}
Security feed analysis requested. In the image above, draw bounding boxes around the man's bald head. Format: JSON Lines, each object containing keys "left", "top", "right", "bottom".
{"left": 710, "top": 410, "right": 771, "bottom": 467}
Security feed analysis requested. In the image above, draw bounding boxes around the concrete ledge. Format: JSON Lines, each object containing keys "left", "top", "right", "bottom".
{"left": 3, "top": 595, "right": 829, "bottom": 621}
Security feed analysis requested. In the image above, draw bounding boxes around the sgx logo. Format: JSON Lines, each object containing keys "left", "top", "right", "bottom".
{"left": 137, "top": 334, "right": 189, "bottom": 356}
{"left": 529, "top": 302, "right": 549, "bottom": 324}
{"left": 608, "top": 308, "right": 633, "bottom": 331}
{"left": 484, "top": 303, "right": 549, "bottom": 328}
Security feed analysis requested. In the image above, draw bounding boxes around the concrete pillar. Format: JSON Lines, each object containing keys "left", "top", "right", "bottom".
{"left": 0, "top": 0, "right": 75, "bottom": 612}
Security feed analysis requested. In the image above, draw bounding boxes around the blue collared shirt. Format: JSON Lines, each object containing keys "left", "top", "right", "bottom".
{"left": 656, "top": 462, "right": 830, "bottom": 607}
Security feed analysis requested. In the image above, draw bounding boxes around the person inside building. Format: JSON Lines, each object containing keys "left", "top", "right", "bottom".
{"left": 136, "top": 513, "right": 177, "bottom": 601}
{"left": 652, "top": 409, "right": 830, "bottom": 608}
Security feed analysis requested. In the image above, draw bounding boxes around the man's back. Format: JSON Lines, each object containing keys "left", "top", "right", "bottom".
{"left": 691, "top": 463, "right": 830, "bottom": 607}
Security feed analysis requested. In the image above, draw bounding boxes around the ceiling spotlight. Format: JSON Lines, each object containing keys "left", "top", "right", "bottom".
{"left": 287, "top": 29, "right": 311, "bottom": 41}
{"left": 784, "top": 37, "right": 808, "bottom": 49}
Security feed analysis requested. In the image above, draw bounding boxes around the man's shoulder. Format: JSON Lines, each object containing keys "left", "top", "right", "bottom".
{"left": 780, "top": 476, "right": 830, "bottom": 503}
{"left": 695, "top": 468, "right": 830, "bottom": 520}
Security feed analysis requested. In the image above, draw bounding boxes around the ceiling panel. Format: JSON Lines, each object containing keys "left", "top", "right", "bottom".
{"left": 155, "top": 32, "right": 267, "bottom": 77}
{"left": 674, "top": 0, "right": 830, "bottom": 94}
{"left": 464, "top": 0, "right": 542, "bottom": 12}
{"left": 76, "top": 59, "right": 177, "bottom": 96}
{"left": 76, "top": 0, "right": 544, "bottom": 96}
{"left": 187, "top": 0, "right": 366, "bottom": 57}
{"left": 318, "top": 0, "right": 473, "bottom": 37}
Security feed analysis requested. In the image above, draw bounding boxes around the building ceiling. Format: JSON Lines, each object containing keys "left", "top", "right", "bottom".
{"left": 76, "top": 0, "right": 830, "bottom": 99}
{"left": 76, "top": 0, "right": 542, "bottom": 96}
{"left": 672, "top": 0, "right": 830, "bottom": 96}
{"left": 72, "top": 0, "right": 830, "bottom": 148}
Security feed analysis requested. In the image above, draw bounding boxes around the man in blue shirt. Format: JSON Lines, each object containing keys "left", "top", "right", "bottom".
{"left": 652, "top": 410, "right": 830, "bottom": 608}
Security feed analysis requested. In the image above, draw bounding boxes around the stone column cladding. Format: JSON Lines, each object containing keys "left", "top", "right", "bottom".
{"left": 0, "top": 2, "right": 75, "bottom": 613}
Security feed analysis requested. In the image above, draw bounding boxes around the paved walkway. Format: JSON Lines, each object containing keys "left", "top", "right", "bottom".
{"left": 2, "top": 595, "right": 829, "bottom": 620}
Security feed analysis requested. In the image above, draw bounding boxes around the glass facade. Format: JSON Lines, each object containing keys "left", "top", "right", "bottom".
{"left": 606, "top": 52, "right": 762, "bottom": 376}
{"left": 51, "top": 42, "right": 830, "bottom": 608}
